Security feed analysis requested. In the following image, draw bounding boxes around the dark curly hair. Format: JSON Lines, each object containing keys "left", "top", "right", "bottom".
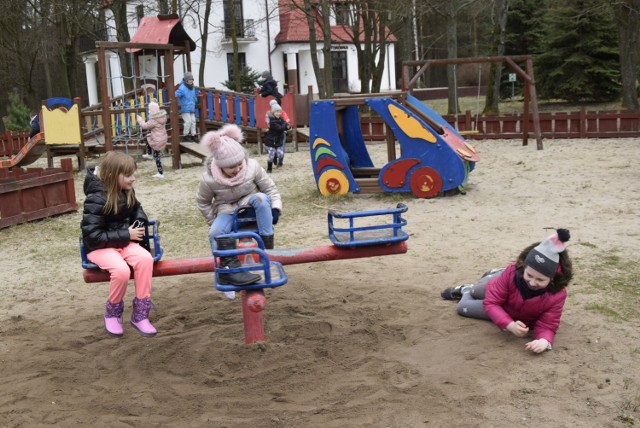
{"left": 516, "top": 242, "right": 573, "bottom": 294}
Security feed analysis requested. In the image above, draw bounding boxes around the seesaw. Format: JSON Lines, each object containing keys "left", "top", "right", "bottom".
{"left": 81, "top": 204, "right": 409, "bottom": 343}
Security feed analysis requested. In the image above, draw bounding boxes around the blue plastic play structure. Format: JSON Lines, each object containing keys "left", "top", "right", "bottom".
{"left": 309, "top": 95, "right": 480, "bottom": 198}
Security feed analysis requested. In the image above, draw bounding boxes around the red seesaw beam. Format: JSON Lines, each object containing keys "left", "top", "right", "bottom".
{"left": 82, "top": 242, "right": 408, "bottom": 283}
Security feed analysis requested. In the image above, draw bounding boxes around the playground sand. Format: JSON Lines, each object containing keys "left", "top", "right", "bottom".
{"left": 1, "top": 138, "right": 640, "bottom": 427}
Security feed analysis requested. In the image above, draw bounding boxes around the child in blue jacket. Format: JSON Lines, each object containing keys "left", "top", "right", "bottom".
{"left": 175, "top": 71, "right": 200, "bottom": 142}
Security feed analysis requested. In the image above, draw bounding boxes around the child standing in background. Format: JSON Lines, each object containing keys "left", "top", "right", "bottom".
{"left": 175, "top": 71, "right": 200, "bottom": 142}
{"left": 81, "top": 151, "right": 158, "bottom": 337}
{"left": 137, "top": 101, "right": 167, "bottom": 178}
{"left": 264, "top": 103, "right": 289, "bottom": 172}
{"left": 266, "top": 98, "right": 289, "bottom": 167}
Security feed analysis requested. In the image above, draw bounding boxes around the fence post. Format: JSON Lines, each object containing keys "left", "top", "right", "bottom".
{"left": 580, "top": 108, "right": 586, "bottom": 138}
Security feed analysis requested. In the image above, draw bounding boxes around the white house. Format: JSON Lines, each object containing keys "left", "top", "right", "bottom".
{"left": 82, "top": 0, "right": 397, "bottom": 105}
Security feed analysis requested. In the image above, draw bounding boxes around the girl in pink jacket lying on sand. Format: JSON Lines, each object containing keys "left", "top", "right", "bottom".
{"left": 441, "top": 229, "right": 573, "bottom": 354}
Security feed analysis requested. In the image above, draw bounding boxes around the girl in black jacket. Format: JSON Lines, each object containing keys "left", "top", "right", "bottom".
{"left": 81, "top": 151, "right": 157, "bottom": 338}
{"left": 264, "top": 103, "right": 288, "bottom": 172}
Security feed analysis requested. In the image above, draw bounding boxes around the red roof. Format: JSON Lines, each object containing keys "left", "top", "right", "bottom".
{"left": 128, "top": 14, "right": 196, "bottom": 53}
{"left": 275, "top": 0, "right": 396, "bottom": 45}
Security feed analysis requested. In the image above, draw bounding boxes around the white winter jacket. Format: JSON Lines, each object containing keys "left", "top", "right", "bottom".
{"left": 195, "top": 157, "right": 282, "bottom": 225}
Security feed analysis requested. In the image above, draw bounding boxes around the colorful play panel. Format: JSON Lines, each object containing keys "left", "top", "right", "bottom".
{"left": 309, "top": 95, "right": 479, "bottom": 198}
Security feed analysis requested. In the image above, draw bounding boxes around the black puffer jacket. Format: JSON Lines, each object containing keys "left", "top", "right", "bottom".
{"left": 259, "top": 74, "right": 282, "bottom": 103}
{"left": 265, "top": 115, "right": 288, "bottom": 148}
{"left": 81, "top": 167, "right": 148, "bottom": 253}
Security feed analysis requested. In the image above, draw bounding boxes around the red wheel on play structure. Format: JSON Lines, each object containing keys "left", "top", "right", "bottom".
{"left": 409, "top": 167, "right": 442, "bottom": 198}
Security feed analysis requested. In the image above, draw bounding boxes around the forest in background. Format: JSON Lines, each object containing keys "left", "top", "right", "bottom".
{"left": 0, "top": 0, "right": 639, "bottom": 129}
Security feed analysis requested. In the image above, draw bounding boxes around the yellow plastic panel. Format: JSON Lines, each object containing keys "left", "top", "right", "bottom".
{"left": 42, "top": 105, "right": 81, "bottom": 145}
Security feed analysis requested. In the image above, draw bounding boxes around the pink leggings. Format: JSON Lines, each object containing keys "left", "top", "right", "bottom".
{"left": 87, "top": 242, "right": 153, "bottom": 303}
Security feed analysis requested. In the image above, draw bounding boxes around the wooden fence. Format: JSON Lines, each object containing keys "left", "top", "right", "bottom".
{"left": 360, "top": 108, "right": 640, "bottom": 141}
{"left": 0, "top": 158, "right": 77, "bottom": 229}
{"left": 0, "top": 131, "right": 31, "bottom": 157}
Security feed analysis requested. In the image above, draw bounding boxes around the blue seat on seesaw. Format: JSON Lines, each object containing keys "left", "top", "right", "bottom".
{"left": 80, "top": 220, "right": 164, "bottom": 269}
{"left": 328, "top": 203, "right": 409, "bottom": 248}
{"left": 213, "top": 231, "right": 288, "bottom": 292}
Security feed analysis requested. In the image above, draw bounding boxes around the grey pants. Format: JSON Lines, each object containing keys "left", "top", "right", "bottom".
{"left": 456, "top": 268, "right": 505, "bottom": 320}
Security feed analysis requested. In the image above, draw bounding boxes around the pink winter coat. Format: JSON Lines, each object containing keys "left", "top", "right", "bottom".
{"left": 483, "top": 263, "right": 567, "bottom": 345}
{"left": 137, "top": 110, "right": 168, "bottom": 151}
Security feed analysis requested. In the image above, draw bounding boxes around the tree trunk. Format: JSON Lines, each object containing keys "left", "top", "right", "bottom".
{"left": 615, "top": 0, "right": 640, "bottom": 110}
{"left": 111, "top": 0, "right": 132, "bottom": 93}
{"left": 484, "top": 0, "right": 509, "bottom": 115}
{"left": 198, "top": 0, "right": 212, "bottom": 85}
{"left": 158, "top": 0, "right": 169, "bottom": 15}
{"left": 446, "top": 7, "right": 459, "bottom": 115}
{"left": 303, "top": 0, "right": 326, "bottom": 98}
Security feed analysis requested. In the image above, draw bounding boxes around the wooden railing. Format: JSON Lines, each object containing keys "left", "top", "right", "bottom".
{"left": 0, "top": 131, "right": 31, "bottom": 157}
{"left": 359, "top": 109, "right": 640, "bottom": 141}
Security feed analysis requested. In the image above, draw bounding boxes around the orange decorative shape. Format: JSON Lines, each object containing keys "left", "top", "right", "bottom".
{"left": 456, "top": 147, "right": 473, "bottom": 159}
{"left": 381, "top": 159, "right": 421, "bottom": 188}
{"left": 312, "top": 137, "right": 331, "bottom": 150}
{"left": 464, "top": 142, "right": 477, "bottom": 153}
{"left": 388, "top": 104, "right": 437, "bottom": 142}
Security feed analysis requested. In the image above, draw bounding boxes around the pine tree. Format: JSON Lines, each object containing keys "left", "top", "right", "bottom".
{"left": 535, "top": 0, "right": 621, "bottom": 102}
{"left": 501, "top": 0, "right": 548, "bottom": 98}
{"left": 5, "top": 93, "right": 31, "bottom": 132}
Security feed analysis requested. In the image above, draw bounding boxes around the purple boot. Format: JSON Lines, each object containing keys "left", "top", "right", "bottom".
{"left": 104, "top": 301, "right": 124, "bottom": 337}
{"left": 130, "top": 298, "right": 157, "bottom": 337}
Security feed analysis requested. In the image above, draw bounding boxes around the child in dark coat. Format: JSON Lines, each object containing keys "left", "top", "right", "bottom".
{"left": 259, "top": 70, "right": 282, "bottom": 105}
{"left": 81, "top": 151, "right": 157, "bottom": 337}
{"left": 264, "top": 103, "right": 288, "bottom": 172}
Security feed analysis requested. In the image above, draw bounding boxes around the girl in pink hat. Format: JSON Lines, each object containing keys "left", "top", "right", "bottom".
{"left": 195, "top": 124, "right": 282, "bottom": 286}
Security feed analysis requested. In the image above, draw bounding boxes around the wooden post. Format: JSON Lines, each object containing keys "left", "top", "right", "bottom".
{"left": 198, "top": 93, "right": 207, "bottom": 138}
{"left": 74, "top": 97, "right": 87, "bottom": 170}
{"left": 525, "top": 58, "right": 543, "bottom": 150}
{"left": 96, "top": 45, "right": 113, "bottom": 151}
{"left": 164, "top": 46, "right": 180, "bottom": 170}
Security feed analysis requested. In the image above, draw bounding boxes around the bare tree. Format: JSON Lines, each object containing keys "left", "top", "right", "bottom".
{"left": 293, "top": 0, "right": 333, "bottom": 98}
{"left": 423, "top": 0, "right": 481, "bottom": 113}
{"left": 110, "top": 0, "right": 134, "bottom": 92}
{"left": 612, "top": 0, "right": 640, "bottom": 110}
{"left": 341, "top": 0, "right": 395, "bottom": 93}
{"left": 483, "top": 0, "right": 510, "bottom": 115}
{"left": 198, "top": 0, "right": 213, "bottom": 86}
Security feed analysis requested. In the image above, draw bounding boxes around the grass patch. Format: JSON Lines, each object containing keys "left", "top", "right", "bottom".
{"left": 580, "top": 250, "right": 640, "bottom": 323}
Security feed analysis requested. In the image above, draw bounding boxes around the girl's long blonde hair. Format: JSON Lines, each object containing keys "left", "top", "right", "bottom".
{"left": 98, "top": 151, "right": 137, "bottom": 215}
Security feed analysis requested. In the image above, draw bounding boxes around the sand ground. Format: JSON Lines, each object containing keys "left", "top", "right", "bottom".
{"left": 1, "top": 137, "right": 640, "bottom": 427}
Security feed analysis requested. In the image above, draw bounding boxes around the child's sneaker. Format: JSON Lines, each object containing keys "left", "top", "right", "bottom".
{"left": 153, "top": 173, "right": 165, "bottom": 179}
{"left": 142, "top": 154, "right": 153, "bottom": 160}
{"left": 441, "top": 284, "right": 471, "bottom": 300}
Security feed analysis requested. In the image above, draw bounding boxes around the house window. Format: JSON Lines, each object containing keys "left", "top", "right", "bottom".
{"left": 335, "top": 3, "right": 350, "bottom": 25}
{"left": 227, "top": 53, "right": 247, "bottom": 81}
{"left": 223, "top": 0, "right": 245, "bottom": 38}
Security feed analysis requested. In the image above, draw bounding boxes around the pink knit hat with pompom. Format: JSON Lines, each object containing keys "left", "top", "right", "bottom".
{"left": 200, "top": 124, "right": 246, "bottom": 168}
